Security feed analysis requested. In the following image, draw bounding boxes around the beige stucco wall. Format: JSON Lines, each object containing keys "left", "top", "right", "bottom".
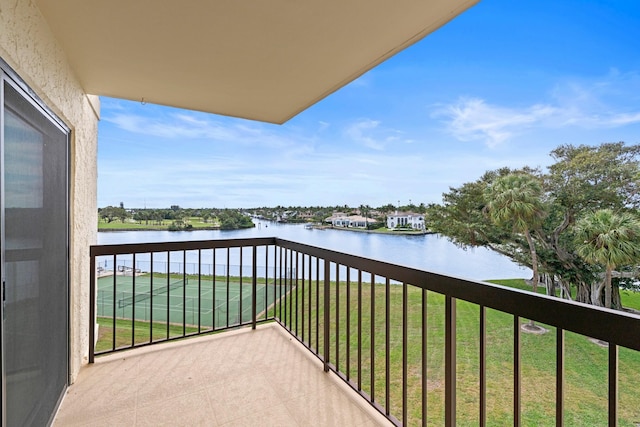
{"left": 0, "top": 0, "right": 98, "bottom": 382}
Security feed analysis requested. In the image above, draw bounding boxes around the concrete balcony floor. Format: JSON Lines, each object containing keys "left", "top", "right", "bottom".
{"left": 54, "top": 323, "right": 391, "bottom": 426}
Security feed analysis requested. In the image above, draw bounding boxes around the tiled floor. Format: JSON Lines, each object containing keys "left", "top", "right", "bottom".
{"left": 54, "top": 323, "right": 391, "bottom": 426}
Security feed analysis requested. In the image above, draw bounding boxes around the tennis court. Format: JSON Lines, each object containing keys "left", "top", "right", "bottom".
{"left": 97, "top": 273, "right": 287, "bottom": 329}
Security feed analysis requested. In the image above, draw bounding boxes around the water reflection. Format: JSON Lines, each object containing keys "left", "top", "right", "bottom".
{"left": 97, "top": 222, "right": 530, "bottom": 281}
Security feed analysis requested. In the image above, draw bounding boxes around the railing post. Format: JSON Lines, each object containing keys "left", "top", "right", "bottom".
{"left": 385, "top": 276, "right": 390, "bottom": 415}
{"left": 609, "top": 343, "right": 618, "bottom": 427}
{"left": 239, "top": 248, "right": 243, "bottom": 326}
{"left": 252, "top": 245, "right": 257, "bottom": 330}
{"left": 358, "top": 270, "right": 362, "bottom": 391}
{"left": 335, "top": 263, "right": 339, "bottom": 372}
{"left": 132, "top": 253, "right": 137, "bottom": 346}
{"left": 422, "top": 288, "right": 428, "bottom": 427}
{"left": 89, "top": 249, "right": 96, "bottom": 363}
{"left": 323, "top": 260, "right": 330, "bottom": 372}
{"left": 514, "top": 316, "right": 521, "bottom": 427}
{"left": 278, "top": 246, "right": 282, "bottom": 322}
{"left": 182, "top": 250, "right": 186, "bottom": 336}
{"left": 371, "top": 274, "right": 376, "bottom": 401}
{"left": 445, "top": 295, "right": 456, "bottom": 427}
{"left": 316, "top": 257, "right": 320, "bottom": 354}
{"left": 480, "top": 305, "right": 486, "bottom": 427}
{"left": 556, "top": 328, "right": 564, "bottom": 427}
{"left": 402, "top": 282, "right": 408, "bottom": 426}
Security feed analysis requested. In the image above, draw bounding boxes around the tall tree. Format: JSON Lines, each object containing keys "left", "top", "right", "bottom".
{"left": 360, "top": 204, "right": 372, "bottom": 229}
{"left": 485, "top": 173, "right": 546, "bottom": 327}
{"left": 542, "top": 142, "right": 640, "bottom": 303}
{"left": 99, "top": 205, "right": 129, "bottom": 223}
{"left": 429, "top": 142, "right": 640, "bottom": 308}
{"left": 574, "top": 209, "right": 640, "bottom": 308}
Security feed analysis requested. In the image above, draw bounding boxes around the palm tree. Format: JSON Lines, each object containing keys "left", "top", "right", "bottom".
{"left": 485, "top": 173, "right": 546, "bottom": 328}
{"left": 574, "top": 209, "right": 640, "bottom": 309}
{"left": 360, "top": 204, "right": 372, "bottom": 230}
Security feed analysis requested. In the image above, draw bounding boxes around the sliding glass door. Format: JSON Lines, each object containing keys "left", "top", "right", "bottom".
{"left": 1, "top": 72, "right": 69, "bottom": 426}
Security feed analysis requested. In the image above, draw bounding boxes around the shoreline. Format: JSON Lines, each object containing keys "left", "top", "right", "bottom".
{"left": 97, "top": 225, "right": 260, "bottom": 232}
{"left": 309, "top": 224, "right": 433, "bottom": 236}
{"left": 98, "top": 223, "right": 433, "bottom": 236}
{"left": 98, "top": 226, "right": 223, "bottom": 232}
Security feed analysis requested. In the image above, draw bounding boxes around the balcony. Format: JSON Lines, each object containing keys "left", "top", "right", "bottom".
{"left": 53, "top": 324, "right": 388, "bottom": 426}
{"left": 57, "top": 237, "right": 640, "bottom": 426}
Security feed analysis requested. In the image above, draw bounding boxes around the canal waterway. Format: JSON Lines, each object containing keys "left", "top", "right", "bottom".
{"left": 98, "top": 222, "right": 530, "bottom": 281}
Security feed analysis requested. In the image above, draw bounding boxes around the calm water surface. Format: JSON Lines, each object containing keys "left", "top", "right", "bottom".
{"left": 97, "top": 222, "right": 530, "bottom": 281}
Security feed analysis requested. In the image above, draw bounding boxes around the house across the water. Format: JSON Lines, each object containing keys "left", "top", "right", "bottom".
{"left": 325, "top": 214, "right": 377, "bottom": 228}
{"left": 386, "top": 211, "right": 425, "bottom": 230}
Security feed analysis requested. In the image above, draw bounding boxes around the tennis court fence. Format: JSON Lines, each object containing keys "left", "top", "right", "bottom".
{"left": 91, "top": 238, "right": 305, "bottom": 357}
{"left": 99, "top": 259, "right": 296, "bottom": 279}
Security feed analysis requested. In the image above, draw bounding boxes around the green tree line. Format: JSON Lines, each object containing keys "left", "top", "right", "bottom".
{"left": 98, "top": 206, "right": 255, "bottom": 231}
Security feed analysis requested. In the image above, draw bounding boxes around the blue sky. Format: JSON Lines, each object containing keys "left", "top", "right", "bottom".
{"left": 98, "top": 0, "right": 640, "bottom": 209}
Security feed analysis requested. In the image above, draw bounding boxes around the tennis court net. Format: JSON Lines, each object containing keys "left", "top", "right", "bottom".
{"left": 117, "top": 277, "right": 189, "bottom": 308}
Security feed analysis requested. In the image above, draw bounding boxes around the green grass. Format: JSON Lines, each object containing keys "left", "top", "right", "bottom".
{"left": 98, "top": 220, "right": 170, "bottom": 230}
{"left": 493, "top": 278, "right": 640, "bottom": 312}
{"left": 95, "top": 317, "right": 199, "bottom": 352}
{"left": 275, "top": 277, "right": 640, "bottom": 426}
{"left": 96, "top": 274, "right": 640, "bottom": 425}
{"left": 619, "top": 288, "right": 640, "bottom": 311}
{"left": 97, "top": 273, "right": 279, "bottom": 327}
{"left": 95, "top": 273, "right": 287, "bottom": 353}
{"left": 98, "top": 217, "right": 221, "bottom": 230}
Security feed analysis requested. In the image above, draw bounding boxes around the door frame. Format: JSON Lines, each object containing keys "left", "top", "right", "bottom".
{"left": 0, "top": 57, "right": 71, "bottom": 427}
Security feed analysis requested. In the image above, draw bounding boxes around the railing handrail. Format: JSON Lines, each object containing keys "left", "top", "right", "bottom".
{"left": 91, "top": 236, "right": 640, "bottom": 351}
{"left": 90, "top": 236, "right": 640, "bottom": 425}
{"left": 275, "top": 237, "right": 640, "bottom": 351}
{"left": 89, "top": 237, "right": 277, "bottom": 256}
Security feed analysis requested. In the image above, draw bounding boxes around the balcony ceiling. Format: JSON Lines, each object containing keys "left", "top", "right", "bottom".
{"left": 35, "top": 0, "right": 478, "bottom": 124}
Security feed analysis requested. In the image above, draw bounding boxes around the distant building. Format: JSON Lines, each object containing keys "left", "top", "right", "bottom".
{"left": 387, "top": 211, "right": 425, "bottom": 230}
{"left": 325, "top": 214, "right": 376, "bottom": 228}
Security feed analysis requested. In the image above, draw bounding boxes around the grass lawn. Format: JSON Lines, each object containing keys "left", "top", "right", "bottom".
{"left": 97, "top": 274, "right": 640, "bottom": 425}
{"left": 99, "top": 220, "right": 169, "bottom": 230}
{"left": 95, "top": 317, "right": 199, "bottom": 352}
{"left": 619, "top": 288, "right": 640, "bottom": 311}
{"left": 98, "top": 217, "right": 221, "bottom": 230}
{"left": 274, "top": 277, "right": 640, "bottom": 426}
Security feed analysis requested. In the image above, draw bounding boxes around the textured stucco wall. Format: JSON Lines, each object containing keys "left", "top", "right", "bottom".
{"left": 0, "top": 0, "right": 98, "bottom": 382}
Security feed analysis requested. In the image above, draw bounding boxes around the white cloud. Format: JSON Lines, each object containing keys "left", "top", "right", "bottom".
{"left": 345, "top": 119, "right": 384, "bottom": 150}
{"left": 432, "top": 98, "right": 557, "bottom": 148}
{"left": 433, "top": 71, "right": 640, "bottom": 147}
{"left": 317, "top": 121, "right": 330, "bottom": 132}
{"left": 105, "top": 113, "right": 236, "bottom": 141}
{"left": 605, "top": 112, "right": 640, "bottom": 126}
{"left": 102, "top": 106, "right": 316, "bottom": 152}
{"left": 344, "top": 119, "right": 414, "bottom": 150}
{"left": 98, "top": 70, "right": 640, "bottom": 208}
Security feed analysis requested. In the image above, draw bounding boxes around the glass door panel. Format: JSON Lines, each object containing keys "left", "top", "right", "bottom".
{"left": 2, "top": 79, "right": 69, "bottom": 426}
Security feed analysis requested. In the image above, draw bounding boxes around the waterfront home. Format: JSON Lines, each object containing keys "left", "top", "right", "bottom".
{"left": 325, "top": 214, "right": 350, "bottom": 227}
{"left": 325, "top": 214, "right": 376, "bottom": 228}
{"left": 386, "top": 211, "right": 426, "bottom": 230}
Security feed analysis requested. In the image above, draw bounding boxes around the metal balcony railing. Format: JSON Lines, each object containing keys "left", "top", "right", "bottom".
{"left": 89, "top": 237, "right": 640, "bottom": 426}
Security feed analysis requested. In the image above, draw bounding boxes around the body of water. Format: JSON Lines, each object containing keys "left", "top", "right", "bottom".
{"left": 98, "top": 222, "right": 530, "bottom": 281}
